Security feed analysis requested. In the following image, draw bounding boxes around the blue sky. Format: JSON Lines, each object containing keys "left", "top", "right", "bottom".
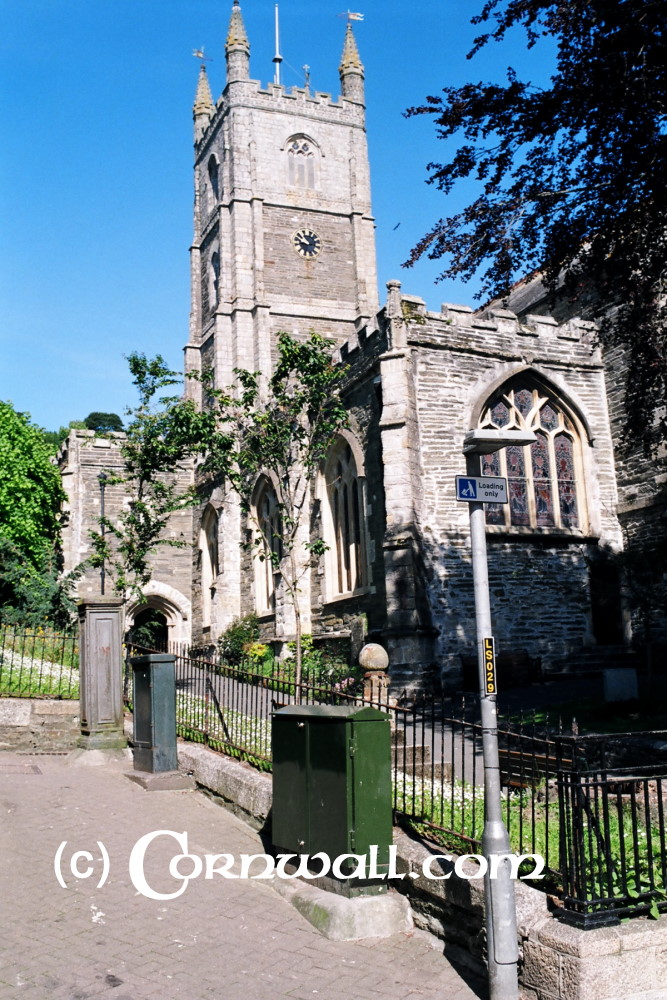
{"left": 0, "top": 1, "right": 552, "bottom": 431}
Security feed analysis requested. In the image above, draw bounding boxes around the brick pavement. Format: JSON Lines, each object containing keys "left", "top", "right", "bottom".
{"left": 0, "top": 752, "right": 487, "bottom": 1000}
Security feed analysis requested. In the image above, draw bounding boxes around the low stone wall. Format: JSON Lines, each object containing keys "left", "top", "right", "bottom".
{"left": 0, "top": 698, "right": 80, "bottom": 751}
{"left": 178, "top": 743, "right": 272, "bottom": 830}
{"left": 522, "top": 919, "right": 667, "bottom": 1000}
{"left": 176, "top": 740, "right": 667, "bottom": 1000}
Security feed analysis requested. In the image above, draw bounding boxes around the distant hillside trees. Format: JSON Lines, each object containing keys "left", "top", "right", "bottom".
{"left": 84, "top": 412, "right": 124, "bottom": 433}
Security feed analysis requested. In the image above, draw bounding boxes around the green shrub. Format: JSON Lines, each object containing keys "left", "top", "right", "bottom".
{"left": 286, "top": 634, "right": 363, "bottom": 692}
{"left": 218, "top": 612, "right": 260, "bottom": 665}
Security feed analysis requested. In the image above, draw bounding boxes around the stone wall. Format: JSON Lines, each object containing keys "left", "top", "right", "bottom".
{"left": 58, "top": 430, "right": 193, "bottom": 643}
{"left": 376, "top": 290, "right": 624, "bottom": 683}
{"left": 602, "top": 344, "right": 667, "bottom": 646}
{"left": 505, "top": 278, "right": 667, "bottom": 653}
{"left": 0, "top": 699, "right": 79, "bottom": 752}
{"left": 189, "top": 73, "right": 379, "bottom": 396}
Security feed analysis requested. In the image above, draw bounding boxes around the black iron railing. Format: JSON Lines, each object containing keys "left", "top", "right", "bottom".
{"left": 558, "top": 759, "right": 667, "bottom": 925}
{"left": 123, "top": 641, "right": 667, "bottom": 923}
{"left": 125, "top": 642, "right": 364, "bottom": 768}
{"left": 0, "top": 624, "right": 79, "bottom": 699}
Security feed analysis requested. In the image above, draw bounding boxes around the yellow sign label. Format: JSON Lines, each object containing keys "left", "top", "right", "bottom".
{"left": 483, "top": 637, "right": 496, "bottom": 695}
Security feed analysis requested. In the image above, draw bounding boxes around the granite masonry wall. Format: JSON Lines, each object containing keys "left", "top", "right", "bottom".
{"left": 505, "top": 278, "right": 667, "bottom": 651}
{"left": 602, "top": 344, "right": 667, "bottom": 645}
{"left": 58, "top": 430, "right": 193, "bottom": 642}
{"left": 353, "top": 288, "right": 625, "bottom": 686}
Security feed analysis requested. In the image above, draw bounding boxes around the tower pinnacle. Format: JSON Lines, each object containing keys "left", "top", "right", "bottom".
{"left": 339, "top": 23, "right": 364, "bottom": 105}
{"left": 226, "top": 0, "right": 250, "bottom": 83}
{"left": 193, "top": 55, "right": 215, "bottom": 142}
{"left": 193, "top": 64, "right": 214, "bottom": 115}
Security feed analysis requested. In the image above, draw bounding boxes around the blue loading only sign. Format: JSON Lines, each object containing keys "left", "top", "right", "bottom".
{"left": 455, "top": 476, "right": 508, "bottom": 503}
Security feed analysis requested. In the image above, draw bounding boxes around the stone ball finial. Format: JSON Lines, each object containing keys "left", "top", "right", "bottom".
{"left": 358, "top": 643, "right": 389, "bottom": 671}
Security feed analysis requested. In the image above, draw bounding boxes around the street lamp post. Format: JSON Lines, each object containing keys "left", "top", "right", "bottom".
{"left": 97, "top": 471, "right": 108, "bottom": 596}
{"left": 462, "top": 428, "right": 536, "bottom": 1000}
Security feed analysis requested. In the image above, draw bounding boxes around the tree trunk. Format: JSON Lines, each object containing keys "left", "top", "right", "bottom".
{"left": 290, "top": 549, "right": 303, "bottom": 700}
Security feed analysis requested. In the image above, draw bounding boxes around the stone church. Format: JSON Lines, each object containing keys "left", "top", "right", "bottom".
{"left": 60, "top": 2, "right": 665, "bottom": 690}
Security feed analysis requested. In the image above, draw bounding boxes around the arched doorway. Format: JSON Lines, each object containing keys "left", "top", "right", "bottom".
{"left": 126, "top": 608, "right": 169, "bottom": 650}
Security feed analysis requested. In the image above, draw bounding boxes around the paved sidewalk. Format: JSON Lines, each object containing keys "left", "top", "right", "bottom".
{"left": 0, "top": 752, "right": 487, "bottom": 1000}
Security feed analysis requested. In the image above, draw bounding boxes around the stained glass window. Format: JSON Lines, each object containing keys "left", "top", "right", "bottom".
{"left": 514, "top": 389, "right": 533, "bottom": 417}
{"left": 540, "top": 402, "right": 559, "bottom": 430}
{"left": 482, "top": 452, "right": 504, "bottom": 524}
{"left": 491, "top": 401, "right": 510, "bottom": 427}
{"left": 507, "top": 444, "right": 530, "bottom": 526}
{"left": 477, "top": 381, "right": 585, "bottom": 531}
{"left": 555, "top": 434, "right": 578, "bottom": 528}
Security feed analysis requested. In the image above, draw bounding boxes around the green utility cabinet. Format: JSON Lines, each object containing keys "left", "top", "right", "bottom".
{"left": 272, "top": 705, "right": 392, "bottom": 878}
{"left": 130, "top": 653, "right": 178, "bottom": 773}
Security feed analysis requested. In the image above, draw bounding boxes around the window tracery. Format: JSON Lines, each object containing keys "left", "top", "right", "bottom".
{"left": 478, "top": 380, "right": 586, "bottom": 531}
{"left": 287, "top": 136, "right": 316, "bottom": 189}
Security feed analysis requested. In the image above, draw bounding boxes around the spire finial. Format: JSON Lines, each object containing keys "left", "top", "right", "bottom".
{"left": 339, "top": 22, "right": 363, "bottom": 73}
{"left": 226, "top": 0, "right": 250, "bottom": 83}
{"left": 339, "top": 19, "right": 365, "bottom": 105}
{"left": 226, "top": 0, "right": 249, "bottom": 53}
{"left": 193, "top": 56, "right": 215, "bottom": 117}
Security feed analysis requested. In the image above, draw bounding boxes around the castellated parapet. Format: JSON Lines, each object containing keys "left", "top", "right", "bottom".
{"left": 327, "top": 284, "right": 622, "bottom": 688}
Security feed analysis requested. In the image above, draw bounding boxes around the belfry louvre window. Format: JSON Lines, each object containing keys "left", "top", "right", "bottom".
{"left": 287, "top": 138, "right": 315, "bottom": 189}
{"left": 209, "top": 251, "right": 220, "bottom": 306}
{"left": 207, "top": 155, "right": 219, "bottom": 201}
{"left": 254, "top": 478, "right": 281, "bottom": 614}
{"left": 325, "top": 441, "right": 366, "bottom": 596}
{"left": 478, "top": 382, "right": 586, "bottom": 531}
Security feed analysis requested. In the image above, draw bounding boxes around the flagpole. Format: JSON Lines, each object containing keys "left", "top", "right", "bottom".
{"left": 273, "top": 4, "right": 283, "bottom": 86}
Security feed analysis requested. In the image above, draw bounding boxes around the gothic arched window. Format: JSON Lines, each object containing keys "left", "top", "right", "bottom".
{"left": 253, "top": 478, "right": 282, "bottom": 614}
{"left": 477, "top": 379, "right": 587, "bottom": 531}
{"left": 199, "top": 505, "right": 219, "bottom": 627}
{"left": 287, "top": 136, "right": 316, "bottom": 189}
{"left": 324, "top": 438, "right": 367, "bottom": 598}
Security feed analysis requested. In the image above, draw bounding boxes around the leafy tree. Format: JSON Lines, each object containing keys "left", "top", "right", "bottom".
{"left": 0, "top": 401, "right": 66, "bottom": 567}
{"left": 84, "top": 411, "right": 124, "bottom": 433}
{"left": 198, "top": 332, "right": 349, "bottom": 686}
{"left": 405, "top": 0, "right": 667, "bottom": 450}
{"left": 0, "top": 537, "right": 82, "bottom": 629}
{"left": 89, "top": 355, "right": 215, "bottom": 601}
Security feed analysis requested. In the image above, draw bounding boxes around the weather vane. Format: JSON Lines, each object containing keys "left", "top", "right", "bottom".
{"left": 192, "top": 47, "right": 213, "bottom": 64}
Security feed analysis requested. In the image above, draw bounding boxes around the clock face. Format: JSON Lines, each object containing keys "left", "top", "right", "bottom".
{"left": 291, "top": 228, "right": 322, "bottom": 259}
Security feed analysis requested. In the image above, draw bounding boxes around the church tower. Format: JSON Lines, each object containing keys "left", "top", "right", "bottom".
{"left": 185, "top": 2, "right": 379, "bottom": 396}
